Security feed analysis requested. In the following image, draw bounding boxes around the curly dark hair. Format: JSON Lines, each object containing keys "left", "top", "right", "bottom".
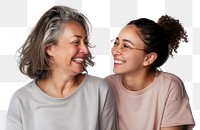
{"left": 158, "top": 15, "right": 188, "bottom": 56}
{"left": 127, "top": 15, "right": 188, "bottom": 70}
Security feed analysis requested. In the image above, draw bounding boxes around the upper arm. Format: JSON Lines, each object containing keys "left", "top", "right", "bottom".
{"left": 99, "top": 80, "right": 117, "bottom": 130}
{"left": 161, "top": 76, "right": 195, "bottom": 129}
{"left": 6, "top": 95, "right": 23, "bottom": 130}
{"left": 161, "top": 126, "right": 186, "bottom": 130}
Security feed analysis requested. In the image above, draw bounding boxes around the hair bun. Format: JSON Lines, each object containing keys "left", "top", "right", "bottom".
{"left": 158, "top": 15, "right": 188, "bottom": 55}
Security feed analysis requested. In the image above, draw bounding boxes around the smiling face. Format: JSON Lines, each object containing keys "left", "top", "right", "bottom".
{"left": 112, "top": 25, "right": 148, "bottom": 75}
{"left": 46, "top": 20, "right": 89, "bottom": 76}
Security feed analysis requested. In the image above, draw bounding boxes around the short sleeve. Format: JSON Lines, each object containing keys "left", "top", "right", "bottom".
{"left": 99, "top": 80, "right": 118, "bottom": 130}
{"left": 6, "top": 94, "right": 23, "bottom": 130}
{"left": 161, "top": 77, "right": 195, "bottom": 130}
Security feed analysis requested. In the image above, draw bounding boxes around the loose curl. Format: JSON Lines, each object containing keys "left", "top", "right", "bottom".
{"left": 18, "top": 6, "right": 94, "bottom": 80}
{"left": 127, "top": 15, "right": 188, "bottom": 71}
{"left": 158, "top": 15, "right": 188, "bottom": 56}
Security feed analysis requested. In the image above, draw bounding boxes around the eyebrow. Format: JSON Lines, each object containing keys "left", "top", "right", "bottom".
{"left": 116, "top": 37, "right": 134, "bottom": 45}
{"left": 73, "top": 35, "right": 82, "bottom": 38}
{"left": 73, "top": 35, "right": 88, "bottom": 40}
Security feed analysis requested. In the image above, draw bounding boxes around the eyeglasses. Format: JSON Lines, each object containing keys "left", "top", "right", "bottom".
{"left": 111, "top": 39, "right": 146, "bottom": 52}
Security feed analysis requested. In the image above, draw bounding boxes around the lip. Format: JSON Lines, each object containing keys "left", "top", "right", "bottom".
{"left": 72, "top": 56, "right": 86, "bottom": 65}
{"left": 113, "top": 58, "right": 125, "bottom": 66}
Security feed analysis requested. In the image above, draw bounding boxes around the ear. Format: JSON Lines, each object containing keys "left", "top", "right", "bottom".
{"left": 45, "top": 44, "right": 56, "bottom": 56}
{"left": 143, "top": 52, "right": 157, "bottom": 66}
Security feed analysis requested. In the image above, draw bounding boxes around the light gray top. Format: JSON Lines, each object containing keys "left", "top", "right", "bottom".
{"left": 6, "top": 74, "right": 117, "bottom": 130}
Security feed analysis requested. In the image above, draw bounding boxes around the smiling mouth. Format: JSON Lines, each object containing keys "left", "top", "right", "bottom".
{"left": 72, "top": 58, "right": 85, "bottom": 63}
{"left": 114, "top": 59, "right": 125, "bottom": 65}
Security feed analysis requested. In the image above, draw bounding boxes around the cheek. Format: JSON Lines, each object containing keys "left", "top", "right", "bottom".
{"left": 85, "top": 47, "right": 89, "bottom": 54}
{"left": 67, "top": 46, "right": 78, "bottom": 54}
{"left": 125, "top": 52, "right": 144, "bottom": 63}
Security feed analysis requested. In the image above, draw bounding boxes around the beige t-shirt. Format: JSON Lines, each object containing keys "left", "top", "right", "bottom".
{"left": 105, "top": 71, "right": 195, "bottom": 130}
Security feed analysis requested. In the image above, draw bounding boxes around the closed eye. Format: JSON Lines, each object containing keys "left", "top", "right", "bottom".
{"left": 123, "top": 44, "right": 133, "bottom": 49}
{"left": 114, "top": 42, "right": 119, "bottom": 46}
{"left": 72, "top": 41, "right": 80, "bottom": 46}
{"left": 111, "top": 39, "right": 119, "bottom": 47}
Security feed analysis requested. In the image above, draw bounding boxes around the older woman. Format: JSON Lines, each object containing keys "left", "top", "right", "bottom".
{"left": 6, "top": 5, "right": 117, "bottom": 130}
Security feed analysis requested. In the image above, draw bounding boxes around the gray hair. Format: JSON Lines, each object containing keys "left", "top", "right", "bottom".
{"left": 18, "top": 5, "right": 94, "bottom": 80}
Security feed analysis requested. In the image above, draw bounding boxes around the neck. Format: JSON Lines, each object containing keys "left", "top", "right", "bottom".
{"left": 36, "top": 72, "right": 84, "bottom": 98}
{"left": 122, "top": 70, "right": 156, "bottom": 91}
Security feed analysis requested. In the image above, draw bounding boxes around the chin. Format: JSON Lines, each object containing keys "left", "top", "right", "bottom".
{"left": 75, "top": 70, "right": 84, "bottom": 75}
{"left": 71, "top": 68, "right": 83, "bottom": 75}
{"left": 113, "top": 68, "right": 125, "bottom": 74}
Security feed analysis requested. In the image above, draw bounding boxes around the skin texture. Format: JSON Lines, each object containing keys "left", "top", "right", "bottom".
{"left": 47, "top": 20, "right": 89, "bottom": 75}
{"left": 112, "top": 25, "right": 157, "bottom": 91}
{"left": 112, "top": 25, "right": 147, "bottom": 75}
{"left": 37, "top": 20, "right": 89, "bottom": 98}
{"left": 112, "top": 25, "right": 186, "bottom": 130}
{"left": 161, "top": 126, "right": 186, "bottom": 130}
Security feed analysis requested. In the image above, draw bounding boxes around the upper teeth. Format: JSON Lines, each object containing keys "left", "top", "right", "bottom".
{"left": 114, "top": 60, "right": 124, "bottom": 64}
{"left": 73, "top": 58, "right": 84, "bottom": 62}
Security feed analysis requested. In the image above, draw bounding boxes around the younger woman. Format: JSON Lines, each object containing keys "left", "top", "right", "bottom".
{"left": 105, "top": 15, "right": 195, "bottom": 130}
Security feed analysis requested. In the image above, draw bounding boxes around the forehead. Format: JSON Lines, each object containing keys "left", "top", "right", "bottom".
{"left": 118, "top": 25, "right": 144, "bottom": 47}
{"left": 62, "top": 20, "right": 86, "bottom": 37}
{"left": 118, "top": 25, "right": 140, "bottom": 39}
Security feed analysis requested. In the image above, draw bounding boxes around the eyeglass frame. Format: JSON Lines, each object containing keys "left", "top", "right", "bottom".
{"left": 110, "top": 39, "right": 148, "bottom": 53}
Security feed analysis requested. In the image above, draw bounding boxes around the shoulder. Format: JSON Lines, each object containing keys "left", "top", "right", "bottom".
{"left": 86, "top": 74, "right": 107, "bottom": 85}
{"left": 159, "top": 71, "right": 184, "bottom": 88}
{"left": 85, "top": 74, "right": 110, "bottom": 90}
{"left": 104, "top": 74, "right": 120, "bottom": 83}
{"left": 86, "top": 74, "right": 104, "bottom": 82}
{"left": 158, "top": 71, "right": 187, "bottom": 100}
{"left": 160, "top": 71, "right": 183, "bottom": 82}
{"left": 104, "top": 74, "right": 122, "bottom": 90}
{"left": 84, "top": 74, "right": 115, "bottom": 98}
{"left": 10, "top": 80, "right": 35, "bottom": 100}
{"left": 105, "top": 74, "right": 119, "bottom": 80}
{"left": 8, "top": 80, "right": 35, "bottom": 108}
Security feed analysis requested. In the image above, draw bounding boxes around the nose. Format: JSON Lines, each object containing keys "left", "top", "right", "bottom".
{"left": 79, "top": 43, "right": 89, "bottom": 54}
{"left": 112, "top": 45, "right": 122, "bottom": 56}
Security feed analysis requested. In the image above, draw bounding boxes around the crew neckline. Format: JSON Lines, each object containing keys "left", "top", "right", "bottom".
{"left": 32, "top": 74, "right": 88, "bottom": 102}
{"left": 119, "top": 71, "right": 161, "bottom": 96}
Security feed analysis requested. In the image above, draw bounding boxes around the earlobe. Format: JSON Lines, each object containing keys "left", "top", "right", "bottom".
{"left": 143, "top": 52, "right": 157, "bottom": 66}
